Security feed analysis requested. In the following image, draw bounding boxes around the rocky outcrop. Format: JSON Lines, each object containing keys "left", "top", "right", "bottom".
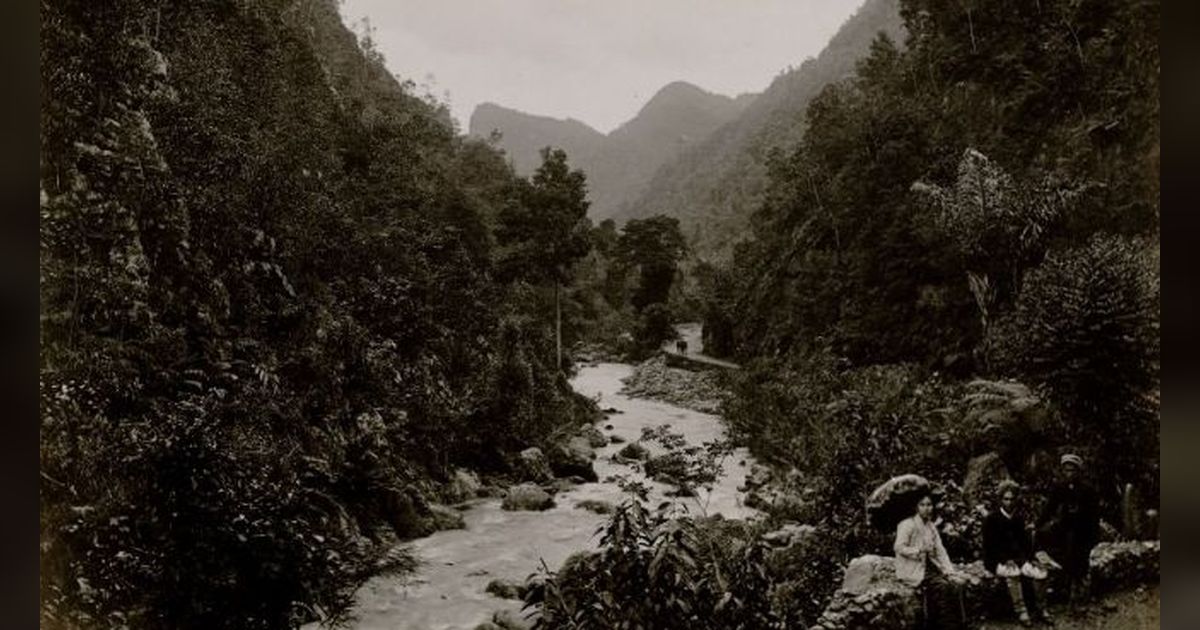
{"left": 501, "top": 484, "right": 555, "bottom": 511}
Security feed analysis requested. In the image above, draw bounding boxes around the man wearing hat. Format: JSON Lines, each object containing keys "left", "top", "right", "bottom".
{"left": 1037, "top": 453, "right": 1100, "bottom": 608}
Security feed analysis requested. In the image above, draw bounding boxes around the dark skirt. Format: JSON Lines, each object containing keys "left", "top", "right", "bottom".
{"left": 922, "top": 569, "right": 968, "bottom": 630}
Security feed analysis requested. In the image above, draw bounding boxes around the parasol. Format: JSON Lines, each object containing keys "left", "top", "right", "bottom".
{"left": 865, "top": 473, "right": 932, "bottom": 532}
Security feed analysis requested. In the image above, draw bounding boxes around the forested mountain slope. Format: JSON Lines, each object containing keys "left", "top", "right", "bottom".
{"left": 619, "top": 0, "right": 905, "bottom": 259}
{"left": 471, "top": 81, "right": 753, "bottom": 221}
{"left": 40, "top": 0, "right": 591, "bottom": 627}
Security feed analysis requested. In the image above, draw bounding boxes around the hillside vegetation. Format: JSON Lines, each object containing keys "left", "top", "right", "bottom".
{"left": 620, "top": 0, "right": 905, "bottom": 259}
{"left": 40, "top": 1, "right": 595, "bottom": 627}
{"left": 471, "top": 81, "right": 753, "bottom": 222}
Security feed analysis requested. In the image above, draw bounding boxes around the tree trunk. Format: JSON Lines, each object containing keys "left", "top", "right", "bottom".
{"left": 555, "top": 281, "right": 562, "bottom": 371}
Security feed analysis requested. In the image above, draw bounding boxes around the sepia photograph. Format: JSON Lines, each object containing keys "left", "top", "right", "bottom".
{"left": 39, "top": 1, "right": 1160, "bottom": 628}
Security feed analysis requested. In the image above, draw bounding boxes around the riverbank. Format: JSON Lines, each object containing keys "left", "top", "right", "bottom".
{"left": 326, "top": 362, "right": 759, "bottom": 630}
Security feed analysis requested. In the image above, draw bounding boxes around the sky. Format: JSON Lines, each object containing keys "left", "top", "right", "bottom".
{"left": 339, "top": 0, "right": 861, "bottom": 134}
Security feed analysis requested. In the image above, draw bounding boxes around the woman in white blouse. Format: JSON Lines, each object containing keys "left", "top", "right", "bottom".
{"left": 894, "top": 491, "right": 972, "bottom": 629}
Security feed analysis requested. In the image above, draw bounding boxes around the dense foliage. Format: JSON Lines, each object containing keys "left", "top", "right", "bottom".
{"left": 527, "top": 499, "right": 779, "bottom": 629}
{"left": 714, "top": 0, "right": 1158, "bottom": 368}
{"left": 681, "top": 0, "right": 1159, "bottom": 623}
{"left": 40, "top": 1, "right": 594, "bottom": 627}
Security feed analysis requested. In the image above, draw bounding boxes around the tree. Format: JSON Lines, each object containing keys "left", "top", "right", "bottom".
{"left": 990, "top": 235, "right": 1159, "bottom": 490}
{"left": 912, "top": 148, "right": 1079, "bottom": 367}
{"left": 495, "top": 147, "right": 592, "bottom": 368}
{"left": 616, "top": 215, "right": 687, "bottom": 312}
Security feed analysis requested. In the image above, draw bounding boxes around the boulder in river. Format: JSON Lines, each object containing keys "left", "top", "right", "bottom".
{"left": 616, "top": 442, "right": 649, "bottom": 461}
{"left": 575, "top": 499, "right": 615, "bottom": 515}
{"left": 516, "top": 447, "right": 553, "bottom": 483}
{"left": 577, "top": 424, "right": 608, "bottom": 448}
{"left": 501, "top": 484, "right": 555, "bottom": 511}
{"left": 547, "top": 437, "right": 598, "bottom": 482}
{"left": 484, "top": 578, "right": 528, "bottom": 600}
{"left": 445, "top": 468, "right": 483, "bottom": 503}
{"left": 490, "top": 609, "right": 535, "bottom": 630}
{"left": 427, "top": 504, "right": 466, "bottom": 532}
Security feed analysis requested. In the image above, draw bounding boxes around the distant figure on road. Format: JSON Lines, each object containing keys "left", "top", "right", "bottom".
{"left": 675, "top": 340, "right": 688, "bottom": 355}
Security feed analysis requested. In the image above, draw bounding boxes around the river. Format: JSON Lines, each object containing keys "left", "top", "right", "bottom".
{"left": 332, "top": 361, "right": 759, "bottom": 630}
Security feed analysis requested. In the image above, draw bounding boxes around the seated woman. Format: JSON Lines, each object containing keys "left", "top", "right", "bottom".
{"left": 983, "top": 480, "right": 1052, "bottom": 626}
{"left": 895, "top": 490, "right": 972, "bottom": 630}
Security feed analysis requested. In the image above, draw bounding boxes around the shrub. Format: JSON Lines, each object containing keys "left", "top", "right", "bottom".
{"left": 525, "top": 501, "right": 780, "bottom": 630}
{"left": 990, "top": 235, "right": 1159, "bottom": 492}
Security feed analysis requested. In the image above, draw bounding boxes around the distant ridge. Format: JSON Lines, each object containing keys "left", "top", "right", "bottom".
{"left": 618, "top": 0, "right": 905, "bottom": 259}
{"left": 469, "top": 81, "right": 754, "bottom": 220}
{"left": 469, "top": 103, "right": 605, "bottom": 175}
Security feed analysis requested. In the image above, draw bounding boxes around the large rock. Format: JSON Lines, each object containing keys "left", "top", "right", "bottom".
{"left": 485, "top": 578, "right": 528, "bottom": 600}
{"left": 547, "top": 437, "right": 598, "bottom": 482}
{"left": 501, "top": 483, "right": 555, "bottom": 511}
{"left": 615, "top": 442, "right": 649, "bottom": 461}
{"left": 809, "top": 555, "right": 920, "bottom": 630}
{"left": 643, "top": 452, "right": 688, "bottom": 484}
{"left": 811, "top": 540, "right": 1161, "bottom": 630}
{"left": 962, "top": 452, "right": 1010, "bottom": 507}
{"left": 491, "top": 609, "right": 535, "bottom": 630}
{"left": 1089, "top": 540, "right": 1160, "bottom": 594}
{"left": 762, "top": 523, "right": 816, "bottom": 548}
{"left": 577, "top": 424, "right": 609, "bottom": 448}
{"left": 446, "top": 468, "right": 483, "bottom": 503}
{"left": 575, "top": 499, "right": 615, "bottom": 515}
{"left": 840, "top": 555, "right": 904, "bottom": 595}
{"left": 427, "top": 504, "right": 466, "bottom": 532}
{"left": 516, "top": 447, "right": 553, "bottom": 483}
{"left": 381, "top": 485, "right": 427, "bottom": 538}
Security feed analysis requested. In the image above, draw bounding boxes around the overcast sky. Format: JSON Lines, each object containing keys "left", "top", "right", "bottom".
{"left": 339, "top": 0, "right": 860, "bottom": 134}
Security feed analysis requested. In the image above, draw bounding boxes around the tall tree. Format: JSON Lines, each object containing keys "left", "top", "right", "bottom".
{"left": 495, "top": 147, "right": 592, "bottom": 368}
{"left": 616, "top": 215, "right": 687, "bottom": 312}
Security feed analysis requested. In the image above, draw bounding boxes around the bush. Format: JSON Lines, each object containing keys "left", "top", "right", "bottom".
{"left": 525, "top": 501, "right": 779, "bottom": 630}
{"left": 631, "top": 303, "right": 677, "bottom": 358}
{"left": 990, "top": 235, "right": 1159, "bottom": 491}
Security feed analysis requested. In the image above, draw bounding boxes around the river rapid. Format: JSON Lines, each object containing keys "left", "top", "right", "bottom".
{"left": 335, "top": 361, "right": 759, "bottom": 630}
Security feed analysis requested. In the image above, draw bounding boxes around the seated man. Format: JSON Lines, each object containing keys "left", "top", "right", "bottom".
{"left": 983, "top": 480, "right": 1052, "bottom": 626}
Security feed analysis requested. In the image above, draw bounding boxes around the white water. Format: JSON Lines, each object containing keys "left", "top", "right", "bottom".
{"left": 332, "top": 362, "right": 759, "bottom": 630}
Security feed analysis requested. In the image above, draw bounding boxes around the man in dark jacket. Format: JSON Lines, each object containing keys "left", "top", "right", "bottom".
{"left": 983, "top": 480, "right": 1050, "bottom": 626}
{"left": 1037, "top": 453, "right": 1100, "bottom": 607}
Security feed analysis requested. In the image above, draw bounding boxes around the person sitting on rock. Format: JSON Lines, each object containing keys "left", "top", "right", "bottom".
{"left": 895, "top": 490, "right": 973, "bottom": 629}
{"left": 983, "top": 480, "right": 1052, "bottom": 626}
{"left": 1036, "top": 453, "right": 1100, "bottom": 609}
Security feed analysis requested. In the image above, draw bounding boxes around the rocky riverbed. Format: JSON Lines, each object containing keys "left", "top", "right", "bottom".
{"left": 323, "top": 362, "right": 760, "bottom": 630}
